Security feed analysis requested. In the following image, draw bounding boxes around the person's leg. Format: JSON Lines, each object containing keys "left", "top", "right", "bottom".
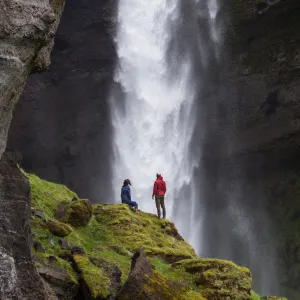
{"left": 122, "top": 199, "right": 138, "bottom": 211}
{"left": 131, "top": 201, "right": 138, "bottom": 210}
{"left": 160, "top": 196, "right": 166, "bottom": 218}
{"left": 155, "top": 196, "right": 161, "bottom": 218}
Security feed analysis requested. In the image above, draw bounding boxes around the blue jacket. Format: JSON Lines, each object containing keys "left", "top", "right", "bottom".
{"left": 121, "top": 185, "right": 131, "bottom": 202}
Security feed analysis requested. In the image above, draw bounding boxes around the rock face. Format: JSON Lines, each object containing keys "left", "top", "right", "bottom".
{"left": 7, "top": 0, "right": 118, "bottom": 201}
{"left": 0, "top": 0, "right": 64, "bottom": 159}
{"left": 0, "top": 153, "right": 57, "bottom": 299}
{"left": 192, "top": 1, "right": 300, "bottom": 296}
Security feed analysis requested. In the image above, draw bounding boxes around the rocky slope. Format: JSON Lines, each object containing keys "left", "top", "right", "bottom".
{"left": 26, "top": 168, "right": 285, "bottom": 299}
{"left": 0, "top": 0, "right": 65, "bottom": 159}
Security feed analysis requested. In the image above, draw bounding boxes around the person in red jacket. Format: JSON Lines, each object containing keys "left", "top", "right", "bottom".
{"left": 152, "top": 173, "right": 167, "bottom": 219}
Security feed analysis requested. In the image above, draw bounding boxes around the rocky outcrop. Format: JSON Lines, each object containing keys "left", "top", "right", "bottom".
{"left": 0, "top": 153, "right": 57, "bottom": 299}
{"left": 0, "top": 0, "right": 64, "bottom": 160}
{"left": 171, "top": 258, "right": 252, "bottom": 300}
{"left": 26, "top": 170, "right": 266, "bottom": 300}
{"left": 7, "top": 0, "right": 118, "bottom": 201}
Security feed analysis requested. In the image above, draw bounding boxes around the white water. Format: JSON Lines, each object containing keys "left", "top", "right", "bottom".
{"left": 110, "top": 0, "right": 199, "bottom": 238}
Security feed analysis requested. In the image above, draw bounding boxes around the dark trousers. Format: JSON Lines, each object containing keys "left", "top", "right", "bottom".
{"left": 155, "top": 196, "right": 166, "bottom": 218}
{"left": 122, "top": 199, "right": 138, "bottom": 210}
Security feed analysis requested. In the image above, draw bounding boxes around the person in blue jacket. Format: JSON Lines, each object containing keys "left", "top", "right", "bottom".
{"left": 121, "top": 179, "right": 139, "bottom": 212}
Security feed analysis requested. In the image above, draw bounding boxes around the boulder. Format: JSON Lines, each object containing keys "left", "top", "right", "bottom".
{"left": 37, "top": 263, "right": 79, "bottom": 300}
{"left": 57, "top": 199, "right": 92, "bottom": 227}
{"left": 40, "top": 220, "right": 73, "bottom": 237}
{"left": 116, "top": 248, "right": 204, "bottom": 300}
{"left": 171, "top": 258, "right": 252, "bottom": 300}
{"left": 72, "top": 254, "right": 111, "bottom": 299}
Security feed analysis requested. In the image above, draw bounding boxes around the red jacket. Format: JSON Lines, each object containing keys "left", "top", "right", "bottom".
{"left": 152, "top": 176, "right": 167, "bottom": 197}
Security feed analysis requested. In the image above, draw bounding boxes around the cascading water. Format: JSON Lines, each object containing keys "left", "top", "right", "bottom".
{"left": 110, "top": 0, "right": 200, "bottom": 240}
{"left": 110, "top": 0, "right": 280, "bottom": 296}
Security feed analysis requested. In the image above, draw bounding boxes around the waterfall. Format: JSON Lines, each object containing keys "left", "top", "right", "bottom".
{"left": 109, "top": 0, "right": 281, "bottom": 296}
{"left": 110, "top": 0, "right": 200, "bottom": 240}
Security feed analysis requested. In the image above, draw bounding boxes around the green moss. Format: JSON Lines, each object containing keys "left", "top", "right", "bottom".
{"left": 73, "top": 254, "right": 110, "bottom": 299}
{"left": 251, "top": 291, "right": 261, "bottom": 300}
{"left": 40, "top": 220, "right": 72, "bottom": 237}
{"left": 25, "top": 172, "right": 78, "bottom": 219}
{"left": 60, "top": 200, "right": 92, "bottom": 227}
{"left": 94, "top": 204, "right": 196, "bottom": 262}
{"left": 171, "top": 258, "right": 251, "bottom": 300}
{"left": 26, "top": 171, "right": 267, "bottom": 300}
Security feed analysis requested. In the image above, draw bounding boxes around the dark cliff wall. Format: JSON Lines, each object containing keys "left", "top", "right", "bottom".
{"left": 8, "top": 0, "right": 118, "bottom": 202}
{"left": 195, "top": 0, "right": 300, "bottom": 297}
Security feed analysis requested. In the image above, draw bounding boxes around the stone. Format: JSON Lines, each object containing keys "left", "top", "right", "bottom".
{"left": 41, "top": 220, "right": 72, "bottom": 237}
{"left": 37, "top": 263, "right": 79, "bottom": 299}
{"left": 35, "top": 211, "right": 46, "bottom": 219}
{"left": 33, "top": 241, "right": 45, "bottom": 253}
{"left": 0, "top": 0, "right": 65, "bottom": 159}
{"left": 171, "top": 258, "right": 252, "bottom": 300}
{"left": 70, "top": 246, "right": 85, "bottom": 255}
{"left": 48, "top": 255, "right": 58, "bottom": 264}
{"left": 58, "top": 239, "right": 69, "bottom": 250}
{"left": 116, "top": 248, "right": 200, "bottom": 300}
{"left": 57, "top": 199, "right": 92, "bottom": 227}
{"left": 0, "top": 152, "right": 58, "bottom": 299}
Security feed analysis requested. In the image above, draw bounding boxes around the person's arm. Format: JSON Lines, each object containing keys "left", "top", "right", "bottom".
{"left": 152, "top": 181, "right": 157, "bottom": 199}
{"left": 164, "top": 181, "right": 167, "bottom": 194}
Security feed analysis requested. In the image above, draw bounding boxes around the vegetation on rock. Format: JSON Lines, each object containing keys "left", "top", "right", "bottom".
{"left": 26, "top": 171, "right": 285, "bottom": 299}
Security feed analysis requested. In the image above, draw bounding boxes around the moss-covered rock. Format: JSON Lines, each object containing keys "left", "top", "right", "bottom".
{"left": 40, "top": 220, "right": 73, "bottom": 237}
{"left": 59, "top": 199, "right": 93, "bottom": 227}
{"left": 116, "top": 248, "right": 204, "bottom": 300}
{"left": 94, "top": 204, "right": 196, "bottom": 263}
{"left": 73, "top": 254, "right": 111, "bottom": 299}
{"left": 26, "top": 171, "right": 285, "bottom": 299}
{"left": 171, "top": 258, "right": 252, "bottom": 300}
